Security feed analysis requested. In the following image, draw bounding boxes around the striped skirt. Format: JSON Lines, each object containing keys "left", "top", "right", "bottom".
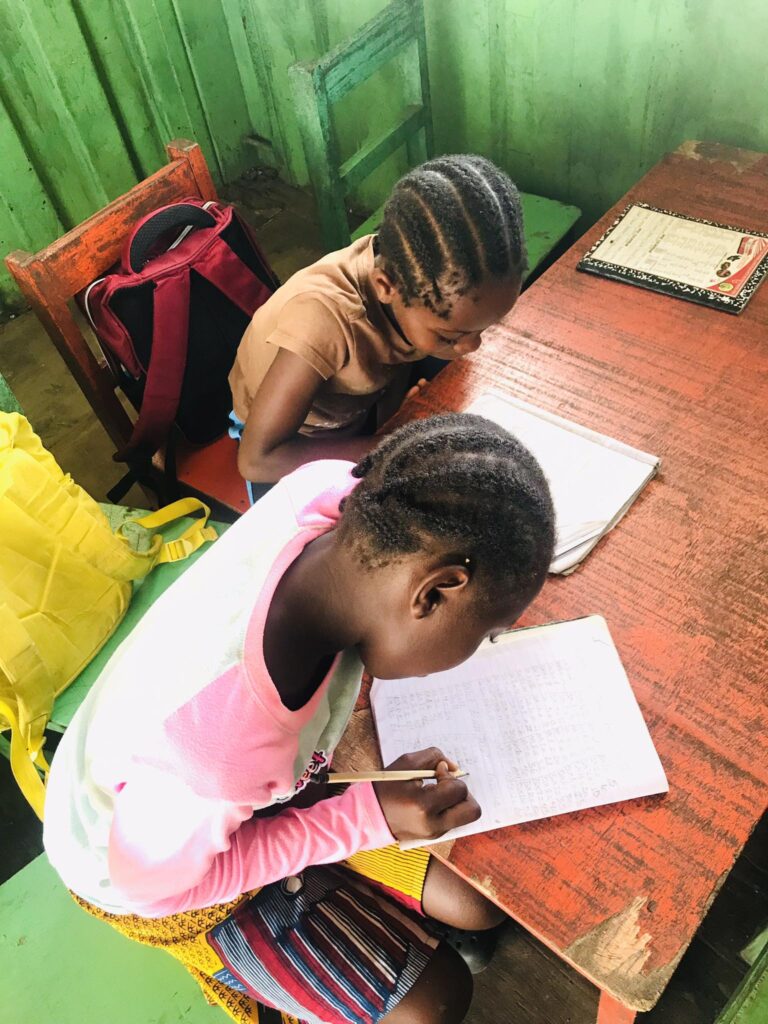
{"left": 74, "top": 845, "right": 435, "bottom": 1024}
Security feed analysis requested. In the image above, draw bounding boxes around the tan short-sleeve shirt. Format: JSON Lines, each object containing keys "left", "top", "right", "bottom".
{"left": 229, "top": 235, "right": 423, "bottom": 434}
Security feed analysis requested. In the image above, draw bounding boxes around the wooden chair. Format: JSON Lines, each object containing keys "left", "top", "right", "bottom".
{"left": 289, "top": 0, "right": 434, "bottom": 251}
{"left": 290, "top": 1, "right": 581, "bottom": 276}
{"left": 4, "top": 139, "right": 249, "bottom": 517}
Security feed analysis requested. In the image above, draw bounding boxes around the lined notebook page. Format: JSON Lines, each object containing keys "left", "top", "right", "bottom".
{"left": 467, "top": 393, "right": 660, "bottom": 573}
{"left": 371, "top": 616, "right": 667, "bottom": 848}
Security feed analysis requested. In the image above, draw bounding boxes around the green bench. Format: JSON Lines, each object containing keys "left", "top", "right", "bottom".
{"left": 715, "top": 928, "right": 768, "bottom": 1024}
{"left": 516, "top": 192, "right": 581, "bottom": 280}
{"left": 0, "top": 369, "right": 23, "bottom": 416}
{"left": 0, "top": 853, "right": 225, "bottom": 1024}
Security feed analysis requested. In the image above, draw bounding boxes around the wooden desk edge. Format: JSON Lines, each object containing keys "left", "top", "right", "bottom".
{"left": 430, "top": 842, "right": 678, "bottom": 1013}
{"left": 336, "top": 709, "right": 675, "bottom": 1012}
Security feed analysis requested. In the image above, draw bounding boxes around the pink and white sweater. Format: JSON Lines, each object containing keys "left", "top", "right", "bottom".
{"left": 43, "top": 461, "right": 393, "bottom": 917}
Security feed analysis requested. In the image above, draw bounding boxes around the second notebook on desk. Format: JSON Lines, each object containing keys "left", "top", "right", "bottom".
{"left": 468, "top": 392, "right": 660, "bottom": 573}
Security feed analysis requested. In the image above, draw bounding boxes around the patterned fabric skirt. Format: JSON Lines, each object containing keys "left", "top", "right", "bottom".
{"left": 74, "top": 846, "right": 434, "bottom": 1024}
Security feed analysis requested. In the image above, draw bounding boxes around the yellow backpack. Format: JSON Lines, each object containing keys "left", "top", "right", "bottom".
{"left": 0, "top": 412, "right": 217, "bottom": 819}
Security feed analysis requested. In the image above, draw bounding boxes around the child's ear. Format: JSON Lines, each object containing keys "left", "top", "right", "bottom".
{"left": 412, "top": 565, "right": 471, "bottom": 619}
{"left": 370, "top": 263, "right": 400, "bottom": 304}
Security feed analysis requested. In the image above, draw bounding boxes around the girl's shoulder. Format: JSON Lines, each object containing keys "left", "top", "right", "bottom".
{"left": 276, "top": 235, "right": 374, "bottom": 318}
{"left": 279, "top": 459, "right": 359, "bottom": 526}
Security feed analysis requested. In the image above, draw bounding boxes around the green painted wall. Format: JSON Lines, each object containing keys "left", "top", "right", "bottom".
{"left": 425, "top": 0, "right": 768, "bottom": 227}
{"left": 2, "top": 0, "right": 768, "bottom": 316}
{"left": 0, "top": 0, "right": 271, "bottom": 315}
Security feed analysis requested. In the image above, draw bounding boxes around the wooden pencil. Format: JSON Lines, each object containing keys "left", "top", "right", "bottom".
{"left": 313, "top": 768, "right": 468, "bottom": 784}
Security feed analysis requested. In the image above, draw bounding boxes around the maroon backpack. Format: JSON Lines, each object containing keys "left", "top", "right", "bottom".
{"left": 85, "top": 198, "right": 278, "bottom": 486}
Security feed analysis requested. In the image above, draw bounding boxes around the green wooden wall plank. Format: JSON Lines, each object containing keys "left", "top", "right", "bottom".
{"left": 71, "top": 0, "right": 169, "bottom": 178}
{"left": 0, "top": 0, "right": 263, "bottom": 313}
{"left": 168, "top": 0, "right": 255, "bottom": 181}
{"left": 221, "top": 0, "right": 277, "bottom": 149}
{"left": 0, "top": 0, "right": 135, "bottom": 222}
{"left": 114, "top": 0, "right": 220, "bottom": 177}
{"left": 238, "top": 0, "right": 318, "bottom": 185}
{"left": 424, "top": 0, "right": 494, "bottom": 173}
{"left": 288, "top": 63, "right": 349, "bottom": 249}
{"left": 413, "top": 0, "right": 433, "bottom": 157}
{"left": 0, "top": 108, "right": 64, "bottom": 314}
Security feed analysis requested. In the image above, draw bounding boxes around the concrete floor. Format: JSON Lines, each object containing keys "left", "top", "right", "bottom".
{"left": 0, "top": 172, "right": 766, "bottom": 1024}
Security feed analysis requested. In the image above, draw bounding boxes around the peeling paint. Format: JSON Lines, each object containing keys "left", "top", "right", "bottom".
{"left": 475, "top": 873, "right": 499, "bottom": 901}
{"left": 431, "top": 838, "right": 456, "bottom": 861}
{"left": 575, "top": 896, "right": 651, "bottom": 978}
{"left": 675, "top": 140, "right": 765, "bottom": 172}
{"left": 565, "top": 898, "right": 677, "bottom": 1011}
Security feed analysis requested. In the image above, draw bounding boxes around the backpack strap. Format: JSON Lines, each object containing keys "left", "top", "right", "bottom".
{"left": 127, "top": 498, "right": 218, "bottom": 565}
{"left": 0, "top": 605, "right": 53, "bottom": 821}
{"left": 115, "top": 271, "right": 190, "bottom": 461}
{"left": 193, "top": 215, "right": 276, "bottom": 315}
{"left": 0, "top": 699, "right": 49, "bottom": 821}
{"left": 115, "top": 206, "right": 276, "bottom": 462}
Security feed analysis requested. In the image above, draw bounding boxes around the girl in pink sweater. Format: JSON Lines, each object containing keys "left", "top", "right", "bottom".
{"left": 44, "top": 413, "right": 555, "bottom": 1024}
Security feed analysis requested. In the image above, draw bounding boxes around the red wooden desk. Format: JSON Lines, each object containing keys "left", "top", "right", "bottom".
{"left": 336, "top": 141, "right": 768, "bottom": 1022}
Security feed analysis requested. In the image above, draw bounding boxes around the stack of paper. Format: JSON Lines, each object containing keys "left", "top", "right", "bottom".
{"left": 371, "top": 615, "right": 668, "bottom": 848}
{"left": 468, "top": 392, "right": 660, "bottom": 573}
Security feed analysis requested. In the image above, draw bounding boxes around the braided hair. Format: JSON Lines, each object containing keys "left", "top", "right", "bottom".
{"left": 376, "top": 154, "right": 526, "bottom": 317}
{"left": 340, "top": 414, "right": 555, "bottom": 603}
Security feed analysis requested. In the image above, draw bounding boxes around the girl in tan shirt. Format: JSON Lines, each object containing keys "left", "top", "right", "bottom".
{"left": 229, "top": 154, "right": 527, "bottom": 497}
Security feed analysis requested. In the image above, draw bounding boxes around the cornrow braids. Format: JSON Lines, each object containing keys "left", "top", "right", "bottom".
{"left": 340, "top": 414, "right": 555, "bottom": 603}
{"left": 377, "top": 154, "right": 527, "bottom": 316}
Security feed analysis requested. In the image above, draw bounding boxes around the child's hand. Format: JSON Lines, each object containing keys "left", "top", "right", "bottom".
{"left": 405, "top": 377, "right": 428, "bottom": 400}
{"left": 373, "top": 748, "right": 481, "bottom": 843}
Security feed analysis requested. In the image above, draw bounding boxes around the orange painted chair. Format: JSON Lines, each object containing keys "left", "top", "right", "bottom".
{"left": 4, "top": 139, "right": 250, "bottom": 518}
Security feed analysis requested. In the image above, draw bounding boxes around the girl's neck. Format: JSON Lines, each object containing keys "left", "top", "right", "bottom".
{"left": 381, "top": 301, "right": 412, "bottom": 346}
{"left": 263, "top": 532, "right": 360, "bottom": 710}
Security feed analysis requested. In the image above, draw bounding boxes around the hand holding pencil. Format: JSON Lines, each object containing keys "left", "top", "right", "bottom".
{"left": 368, "top": 747, "right": 481, "bottom": 844}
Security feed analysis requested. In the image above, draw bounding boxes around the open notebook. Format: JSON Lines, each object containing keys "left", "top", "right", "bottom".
{"left": 467, "top": 392, "right": 660, "bottom": 573}
{"left": 371, "top": 616, "right": 668, "bottom": 849}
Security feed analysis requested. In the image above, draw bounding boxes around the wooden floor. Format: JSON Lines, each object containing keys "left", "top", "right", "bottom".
{"left": 0, "top": 172, "right": 766, "bottom": 1024}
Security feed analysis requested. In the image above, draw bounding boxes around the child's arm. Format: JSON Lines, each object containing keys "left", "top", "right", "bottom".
{"left": 237, "top": 348, "right": 375, "bottom": 483}
{"left": 108, "top": 772, "right": 393, "bottom": 914}
{"left": 108, "top": 751, "right": 478, "bottom": 915}
{"left": 374, "top": 366, "right": 426, "bottom": 428}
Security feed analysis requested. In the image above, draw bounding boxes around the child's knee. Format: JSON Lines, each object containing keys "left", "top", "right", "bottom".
{"left": 385, "top": 943, "right": 472, "bottom": 1024}
{"left": 461, "top": 886, "right": 507, "bottom": 931}
{"left": 422, "top": 857, "right": 507, "bottom": 931}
